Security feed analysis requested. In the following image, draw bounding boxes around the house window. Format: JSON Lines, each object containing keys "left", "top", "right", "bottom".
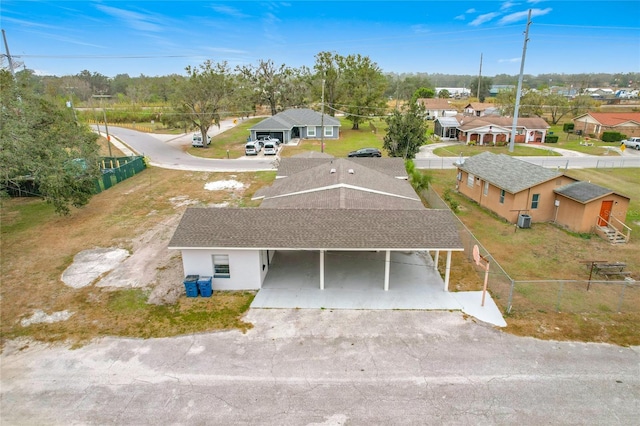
{"left": 531, "top": 194, "right": 540, "bottom": 209}
{"left": 483, "top": 181, "right": 489, "bottom": 196}
{"left": 467, "top": 173, "right": 474, "bottom": 188}
{"left": 213, "top": 254, "right": 230, "bottom": 278}
{"left": 324, "top": 126, "right": 333, "bottom": 137}
{"left": 307, "top": 126, "right": 316, "bottom": 137}
{"left": 499, "top": 189, "right": 505, "bottom": 204}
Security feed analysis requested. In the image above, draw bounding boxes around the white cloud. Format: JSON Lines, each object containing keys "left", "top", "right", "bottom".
{"left": 411, "top": 24, "right": 430, "bottom": 33}
{"left": 498, "top": 7, "right": 552, "bottom": 25}
{"left": 210, "top": 5, "right": 249, "bottom": 19}
{"left": 469, "top": 12, "right": 500, "bottom": 26}
{"left": 95, "top": 4, "right": 164, "bottom": 33}
{"left": 498, "top": 57, "right": 521, "bottom": 63}
{"left": 454, "top": 14, "right": 466, "bottom": 21}
{"left": 501, "top": 1, "right": 516, "bottom": 10}
{"left": 466, "top": 8, "right": 476, "bottom": 13}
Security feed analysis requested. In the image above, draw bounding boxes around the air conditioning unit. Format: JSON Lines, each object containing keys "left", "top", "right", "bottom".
{"left": 518, "top": 214, "right": 531, "bottom": 229}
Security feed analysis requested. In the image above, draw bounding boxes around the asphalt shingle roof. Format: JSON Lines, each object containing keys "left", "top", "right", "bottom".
{"left": 168, "top": 208, "right": 463, "bottom": 250}
{"left": 457, "top": 115, "right": 549, "bottom": 131}
{"left": 276, "top": 157, "right": 407, "bottom": 178}
{"left": 458, "top": 152, "right": 562, "bottom": 194}
{"left": 251, "top": 108, "right": 341, "bottom": 131}
{"left": 554, "top": 181, "right": 623, "bottom": 203}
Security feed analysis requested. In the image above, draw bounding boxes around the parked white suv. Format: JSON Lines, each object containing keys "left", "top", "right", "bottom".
{"left": 245, "top": 141, "right": 261, "bottom": 155}
{"left": 192, "top": 133, "right": 211, "bottom": 147}
{"left": 263, "top": 141, "right": 278, "bottom": 155}
{"left": 622, "top": 137, "right": 640, "bottom": 150}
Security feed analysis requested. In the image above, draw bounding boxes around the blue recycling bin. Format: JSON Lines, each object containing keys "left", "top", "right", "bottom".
{"left": 197, "top": 276, "right": 213, "bottom": 297}
{"left": 183, "top": 275, "right": 199, "bottom": 297}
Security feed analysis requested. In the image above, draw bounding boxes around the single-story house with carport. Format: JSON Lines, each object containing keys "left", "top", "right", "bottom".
{"left": 250, "top": 108, "right": 341, "bottom": 144}
{"left": 169, "top": 157, "right": 464, "bottom": 293}
{"left": 455, "top": 152, "right": 630, "bottom": 239}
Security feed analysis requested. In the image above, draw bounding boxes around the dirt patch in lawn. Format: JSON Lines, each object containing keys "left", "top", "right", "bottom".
{"left": 0, "top": 168, "right": 274, "bottom": 347}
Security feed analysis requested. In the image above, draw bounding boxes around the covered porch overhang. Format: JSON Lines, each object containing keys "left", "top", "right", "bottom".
{"left": 252, "top": 250, "right": 507, "bottom": 326}
{"left": 261, "top": 246, "right": 461, "bottom": 292}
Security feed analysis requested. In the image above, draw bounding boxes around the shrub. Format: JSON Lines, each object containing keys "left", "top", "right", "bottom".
{"left": 563, "top": 123, "right": 574, "bottom": 132}
{"left": 545, "top": 135, "right": 559, "bottom": 143}
{"left": 601, "top": 131, "right": 626, "bottom": 142}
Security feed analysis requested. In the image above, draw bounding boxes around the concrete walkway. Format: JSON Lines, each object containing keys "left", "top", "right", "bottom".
{"left": 251, "top": 251, "right": 506, "bottom": 327}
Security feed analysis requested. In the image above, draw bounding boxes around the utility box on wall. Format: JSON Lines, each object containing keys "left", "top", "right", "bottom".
{"left": 518, "top": 214, "right": 531, "bottom": 229}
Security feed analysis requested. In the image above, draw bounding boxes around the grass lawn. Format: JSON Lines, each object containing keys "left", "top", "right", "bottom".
{"left": 432, "top": 144, "right": 562, "bottom": 157}
{"left": 281, "top": 117, "right": 388, "bottom": 158}
{"left": 1, "top": 166, "right": 277, "bottom": 347}
{"left": 187, "top": 117, "right": 264, "bottom": 159}
{"left": 3, "top": 118, "right": 639, "bottom": 347}
{"left": 428, "top": 167, "right": 640, "bottom": 346}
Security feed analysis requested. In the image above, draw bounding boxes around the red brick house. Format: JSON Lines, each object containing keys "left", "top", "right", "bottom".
{"left": 572, "top": 112, "right": 640, "bottom": 139}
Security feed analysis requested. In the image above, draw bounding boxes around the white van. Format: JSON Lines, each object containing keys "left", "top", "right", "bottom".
{"left": 263, "top": 141, "right": 278, "bottom": 155}
{"left": 192, "top": 133, "right": 211, "bottom": 147}
{"left": 245, "top": 141, "right": 261, "bottom": 155}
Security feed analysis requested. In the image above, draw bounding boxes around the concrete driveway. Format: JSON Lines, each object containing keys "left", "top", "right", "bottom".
{"left": 2, "top": 309, "right": 638, "bottom": 425}
{"left": 252, "top": 251, "right": 506, "bottom": 327}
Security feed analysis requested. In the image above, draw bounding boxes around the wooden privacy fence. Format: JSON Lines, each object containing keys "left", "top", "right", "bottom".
{"left": 95, "top": 156, "right": 146, "bottom": 193}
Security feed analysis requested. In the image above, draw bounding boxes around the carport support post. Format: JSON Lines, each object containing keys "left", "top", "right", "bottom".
{"left": 444, "top": 251, "right": 452, "bottom": 291}
{"left": 433, "top": 250, "right": 440, "bottom": 270}
{"left": 319, "top": 250, "right": 325, "bottom": 290}
{"left": 384, "top": 250, "right": 390, "bottom": 291}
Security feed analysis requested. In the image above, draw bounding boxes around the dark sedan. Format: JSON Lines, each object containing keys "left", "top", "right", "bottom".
{"left": 348, "top": 148, "right": 382, "bottom": 157}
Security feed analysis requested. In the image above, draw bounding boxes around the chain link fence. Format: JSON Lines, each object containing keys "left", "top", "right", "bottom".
{"left": 422, "top": 187, "right": 639, "bottom": 314}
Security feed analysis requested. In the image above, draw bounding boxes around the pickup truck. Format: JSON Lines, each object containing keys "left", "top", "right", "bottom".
{"left": 622, "top": 137, "right": 640, "bottom": 150}
{"left": 256, "top": 135, "right": 281, "bottom": 146}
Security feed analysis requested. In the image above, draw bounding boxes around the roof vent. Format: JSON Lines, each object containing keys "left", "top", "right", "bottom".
{"left": 330, "top": 168, "right": 336, "bottom": 174}
{"left": 348, "top": 169, "right": 354, "bottom": 174}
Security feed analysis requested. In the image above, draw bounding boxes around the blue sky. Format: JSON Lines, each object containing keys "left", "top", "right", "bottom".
{"left": 2, "top": 0, "right": 639, "bottom": 78}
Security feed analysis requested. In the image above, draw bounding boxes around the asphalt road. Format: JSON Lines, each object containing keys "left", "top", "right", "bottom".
{"left": 99, "top": 122, "right": 640, "bottom": 172}
{"left": 2, "top": 310, "right": 639, "bottom": 424}
{"left": 98, "top": 121, "right": 277, "bottom": 172}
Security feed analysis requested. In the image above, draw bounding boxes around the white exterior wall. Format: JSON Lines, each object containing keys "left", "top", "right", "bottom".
{"left": 180, "top": 249, "right": 264, "bottom": 290}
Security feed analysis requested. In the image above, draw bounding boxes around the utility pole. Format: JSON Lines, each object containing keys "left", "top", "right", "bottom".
{"left": 509, "top": 9, "right": 533, "bottom": 153}
{"left": 2, "top": 29, "right": 15, "bottom": 77}
{"left": 102, "top": 108, "right": 113, "bottom": 157}
{"left": 93, "top": 94, "right": 113, "bottom": 157}
{"left": 320, "top": 78, "right": 325, "bottom": 153}
{"left": 477, "top": 53, "right": 482, "bottom": 100}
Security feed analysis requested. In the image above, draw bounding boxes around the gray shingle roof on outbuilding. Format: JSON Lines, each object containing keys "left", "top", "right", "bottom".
{"left": 168, "top": 208, "right": 463, "bottom": 250}
{"left": 458, "top": 152, "right": 562, "bottom": 194}
{"left": 554, "top": 181, "right": 626, "bottom": 203}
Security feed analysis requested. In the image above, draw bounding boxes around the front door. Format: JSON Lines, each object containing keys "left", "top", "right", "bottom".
{"left": 598, "top": 200, "right": 613, "bottom": 226}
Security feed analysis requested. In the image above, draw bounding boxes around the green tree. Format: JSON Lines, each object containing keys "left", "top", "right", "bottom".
{"left": 336, "top": 54, "right": 388, "bottom": 130}
{"left": 171, "top": 60, "right": 235, "bottom": 144}
{"left": 546, "top": 94, "right": 571, "bottom": 125}
{"left": 313, "top": 52, "right": 342, "bottom": 116}
{"left": 237, "top": 59, "right": 298, "bottom": 116}
{"left": 438, "top": 89, "right": 451, "bottom": 99}
{"left": 1, "top": 70, "right": 101, "bottom": 214}
{"left": 410, "top": 87, "right": 435, "bottom": 104}
{"left": 383, "top": 102, "right": 427, "bottom": 159}
{"left": 469, "top": 76, "right": 493, "bottom": 102}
